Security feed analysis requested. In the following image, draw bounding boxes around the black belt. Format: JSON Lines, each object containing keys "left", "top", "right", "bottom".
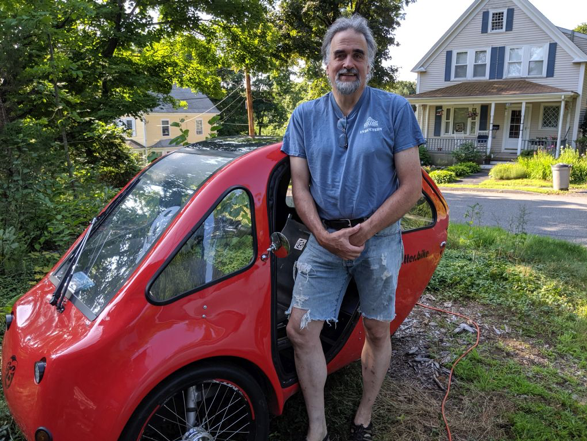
{"left": 322, "top": 217, "right": 368, "bottom": 230}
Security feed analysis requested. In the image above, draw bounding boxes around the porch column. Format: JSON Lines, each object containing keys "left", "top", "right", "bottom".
{"left": 517, "top": 101, "right": 527, "bottom": 156}
{"left": 555, "top": 96, "right": 566, "bottom": 158}
{"left": 487, "top": 102, "right": 496, "bottom": 156}
{"left": 423, "top": 105, "right": 429, "bottom": 138}
{"left": 565, "top": 103, "right": 572, "bottom": 145}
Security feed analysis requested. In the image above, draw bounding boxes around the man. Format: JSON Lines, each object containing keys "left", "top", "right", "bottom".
{"left": 281, "top": 14, "right": 424, "bottom": 441}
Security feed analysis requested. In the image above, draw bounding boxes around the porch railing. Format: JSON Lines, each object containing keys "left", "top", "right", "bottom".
{"left": 423, "top": 138, "right": 486, "bottom": 153}
{"left": 423, "top": 138, "right": 568, "bottom": 156}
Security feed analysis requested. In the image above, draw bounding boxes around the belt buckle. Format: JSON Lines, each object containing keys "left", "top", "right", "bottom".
{"left": 341, "top": 218, "right": 352, "bottom": 228}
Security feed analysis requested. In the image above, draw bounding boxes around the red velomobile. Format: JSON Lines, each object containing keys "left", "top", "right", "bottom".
{"left": 2, "top": 137, "right": 448, "bottom": 441}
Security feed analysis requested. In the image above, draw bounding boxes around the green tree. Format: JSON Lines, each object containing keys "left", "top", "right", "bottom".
{"left": 0, "top": 0, "right": 271, "bottom": 254}
{"left": 574, "top": 23, "right": 587, "bottom": 34}
{"left": 273, "top": 0, "right": 415, "bottom": 98}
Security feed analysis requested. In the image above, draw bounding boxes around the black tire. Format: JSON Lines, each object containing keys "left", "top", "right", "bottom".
{"left": 120, "top": 363, "right": 269, "bottom": 441}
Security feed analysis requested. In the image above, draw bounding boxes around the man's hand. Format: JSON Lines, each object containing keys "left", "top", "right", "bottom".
{"left": 317, "top": 224, "right": 365, "bottom": 260}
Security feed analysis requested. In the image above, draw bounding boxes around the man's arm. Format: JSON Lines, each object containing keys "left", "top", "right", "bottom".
{"left": 350, "top": 146, "right": 422, "bottom": 246}
{"left": 290, "top": 156, "right": 364, "bottom": 260}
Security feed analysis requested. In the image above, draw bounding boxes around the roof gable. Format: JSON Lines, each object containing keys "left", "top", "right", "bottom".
{"left": 412, "top": 0, "right": 587, "bottom": 73}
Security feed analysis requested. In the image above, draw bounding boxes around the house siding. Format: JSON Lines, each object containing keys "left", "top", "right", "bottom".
{"left": 125, "top": 112, "right": 218, "bottom": 151}
{"left": 418, "top": 0, "right": 581, "bottom": 94}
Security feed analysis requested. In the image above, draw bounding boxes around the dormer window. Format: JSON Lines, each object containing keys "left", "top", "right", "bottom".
{"left": 490, "top": 9, "right": 506, "bottom": 32}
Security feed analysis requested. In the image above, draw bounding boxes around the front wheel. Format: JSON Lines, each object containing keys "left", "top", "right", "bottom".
{"left": 121, "top": 364, "right": 269, "bottom": 441}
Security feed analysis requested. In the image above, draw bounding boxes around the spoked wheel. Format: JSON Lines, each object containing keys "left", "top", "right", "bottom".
{"left": 121, "top": 364, "right": 269, "bottom": 441}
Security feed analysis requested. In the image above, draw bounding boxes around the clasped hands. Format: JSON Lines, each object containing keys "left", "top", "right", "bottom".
{"left": 317, "top": 223, "right": 371, "bottom": 260}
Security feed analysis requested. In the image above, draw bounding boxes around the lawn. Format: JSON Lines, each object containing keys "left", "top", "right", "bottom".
{"left": 2, "top": 226, "right": 587, "bottom": 440}
{"left": 441, "top": 178, "right": 587, "bottom": 194}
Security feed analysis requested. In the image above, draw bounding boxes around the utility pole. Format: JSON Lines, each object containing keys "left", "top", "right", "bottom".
{"left": 245, "top": 69, "right": 255, "bottom": 137}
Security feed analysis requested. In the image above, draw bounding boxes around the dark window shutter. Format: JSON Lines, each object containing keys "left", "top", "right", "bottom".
{"left": 434, "top": 106, "right": 443, "bottom": 136}
{"left": 489, "top": 47, "right": 498, "bottom": 79}
{"left": 445, "top": 51, "right": 453, "bottom": 81}
{"left": 482, "top": 11, "right": 489, "bottom": 33}
{"left": 506, "top": 8, "right": 514, "bottom": 31}
{"left": 479, "top": 105, "right": 489, "bottom": 131}
{"left": 496, "top": 46, "right": 505, "bottom": 79}
{"left": 547, "top": 42, "right": 557, "bottom": 77}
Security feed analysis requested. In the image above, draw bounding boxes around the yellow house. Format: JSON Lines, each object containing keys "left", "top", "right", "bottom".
{"left": 121, "top": 85, "right": 220, "bottom": 155}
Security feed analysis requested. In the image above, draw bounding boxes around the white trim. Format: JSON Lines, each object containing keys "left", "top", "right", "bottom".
{"left": 556, "top": 98, "right": 566, "bottom": 157}
{"left": 411, "top": 0, "right": 587, "bottom": 74}
{"left": 571, "top": 64, "right": 586, "bottom": 146}
{"left": 502, "top": 104, "right": 533, "bottom": 152}
{"left": 161, "top": 119, "right": 170, "bottom": 137}
{"left": 488, "top": 9, "right": 507, "bottom": 33}
{"left": 407, "top": 92, "right": 577, "bottom": 106}
{"left": 539, "top": 103, "right": 561, "bottom": 130}
{"left": 487, "top": 102, "right": 496, "bottom": 155}
{"left": 517, "top": 101, "right": 527, "bottom": 155}
{"left": 423, "top": 104, "right": 429, "bottom": 138}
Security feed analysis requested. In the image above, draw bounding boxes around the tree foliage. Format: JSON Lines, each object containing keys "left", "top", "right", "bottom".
{"left": 574, "top": 23, "right": 587, "bottom": 34}
{"left": 273, "top": 0, "right": 415, "bottom": 97}
{"left": 0, "top": 0, "right": 271, "bottom": 260}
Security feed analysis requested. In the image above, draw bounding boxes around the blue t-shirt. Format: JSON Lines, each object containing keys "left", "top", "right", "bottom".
{"left": 281, "top": 86, "right": 425, "bottom": 220}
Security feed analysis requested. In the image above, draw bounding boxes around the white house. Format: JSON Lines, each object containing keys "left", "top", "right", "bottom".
{"left": 407, "top": 0, "right": 587, "bottom": 161}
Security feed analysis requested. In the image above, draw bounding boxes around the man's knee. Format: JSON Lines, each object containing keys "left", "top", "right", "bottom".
{"left": 286, "top": 308, "right": 323, "bottom": 347}
{"left": 362, "top": 318, "right": 391, "bottom": 345}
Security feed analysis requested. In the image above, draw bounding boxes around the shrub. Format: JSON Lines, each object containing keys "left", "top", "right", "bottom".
{"left": 429, "top": 170, "right": 457, "bottom": 184}
{"left": 419, "top": 145, "right": 432, "bottom": 166}
{"left": 559, "top": 148, "right": 587, "bottom": 183}
{"left": 445, "top": 164, "right": 470, "bottom": 177}
{"left": 457, "top": 161, "right": 481, "bottom": 174}
{"left": 489, "top": 163, "right": 528, "bottom": 180}
{"left": 452, "top": 142, "right": 482, "bottom": 163}
{"left": 518, "top": 150, "right": 555, "bottom": 180}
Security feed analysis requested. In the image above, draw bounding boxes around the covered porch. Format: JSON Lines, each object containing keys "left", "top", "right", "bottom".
{"left": 408, "top": 80, "right": 579, "bottom": 161}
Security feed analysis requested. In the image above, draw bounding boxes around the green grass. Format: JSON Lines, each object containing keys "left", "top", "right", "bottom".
{"left": 440, "top": 178, "right": 587, "bottom": 194}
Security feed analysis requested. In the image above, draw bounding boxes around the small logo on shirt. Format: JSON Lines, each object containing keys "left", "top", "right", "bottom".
{"left": 364, "top": 117, "right": 379, "bottom": 129}
{"left": 360, "top": 116, "right": 383, "bottom": 134}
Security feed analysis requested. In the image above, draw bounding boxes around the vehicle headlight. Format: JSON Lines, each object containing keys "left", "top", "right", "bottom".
{"left": 34, "top": 358, "right": 47, "bottom": 384}
{"left": 35, "top": 427, "right": 53, "bottom": 441}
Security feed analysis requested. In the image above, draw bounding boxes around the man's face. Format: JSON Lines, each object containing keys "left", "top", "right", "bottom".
{"left": 326, "top": 29, "right": 370, "bottom": 96}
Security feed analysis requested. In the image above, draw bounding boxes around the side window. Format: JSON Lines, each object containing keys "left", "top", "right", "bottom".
{"left": 150, "top": 189, "right": 254, "bottom": 302}
{"left": 401, "top": 193, "right": 435, "bottom": 232}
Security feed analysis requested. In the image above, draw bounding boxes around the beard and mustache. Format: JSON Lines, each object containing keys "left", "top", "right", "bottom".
{"left": 332, "top": 67, "right": 369, "bottom": 95}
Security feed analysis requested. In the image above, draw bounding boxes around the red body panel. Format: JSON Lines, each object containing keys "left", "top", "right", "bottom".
{"left": 2, "top": 143, "right": 448, "bottom": 440}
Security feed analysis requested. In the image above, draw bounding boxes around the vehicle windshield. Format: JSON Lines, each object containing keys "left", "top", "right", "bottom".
{"left": 51, "top": 148, "right": 244, "bottom": 320}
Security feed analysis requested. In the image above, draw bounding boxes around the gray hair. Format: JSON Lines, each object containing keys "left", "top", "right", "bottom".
{"left": 321, "top": 15, "right": 377, "bottom": 69}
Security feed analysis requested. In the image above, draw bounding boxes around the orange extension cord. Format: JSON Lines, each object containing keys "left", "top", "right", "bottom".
{"left": 415, "top": 302, "right": 481, "bottom": 441}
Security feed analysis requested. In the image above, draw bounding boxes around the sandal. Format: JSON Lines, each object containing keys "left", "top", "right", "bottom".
{"left": 350, "top": 421, "right": 373, "bottom": 440}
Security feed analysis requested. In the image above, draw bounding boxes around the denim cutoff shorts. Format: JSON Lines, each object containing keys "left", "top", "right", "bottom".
{"left": 286, "top": 221, "right": 403, "bottom": 329}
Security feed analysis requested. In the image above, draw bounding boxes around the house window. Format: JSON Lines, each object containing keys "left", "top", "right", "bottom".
{"left": 507, "top": 47, "right": 523, "bottom": 77}
{"left": 121, "top": 118, "right": 136, "bottom": 137}
{"left": 196, "top": 119, "right": 203, "bottom": 135}
{"left": 161, "top": 119, "right": 170, "bottom": 137}
{"left": 473, "top": 51, "right": 487, "bottom": 78}
{"left": 528, "top": 46, "right": 545, "bottom": 76}
{"left": 442, "top": 106, "right": 478, "bottom": 136}
{"left": 506, "top": 45, "right": 548, "bottom": 78}
{"left": 490, "top": 10, "right": 506, "bottom": 32}
{"left": 451, "top": 49, "right": 489, "bottom": 80}
{"left": 454, "top": 52, "right": 468, "bottom": 79}
{"left": 540, "top": 105, "right": 560, "bottom": 129}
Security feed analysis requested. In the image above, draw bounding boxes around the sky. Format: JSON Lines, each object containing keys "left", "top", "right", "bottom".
{"left": 390, "top": 0, "right": 587, "bottom": 82}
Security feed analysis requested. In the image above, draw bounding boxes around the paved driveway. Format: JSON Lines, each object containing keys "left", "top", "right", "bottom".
{"left": 441, "top": 190, "right": 587, "bottom": 246}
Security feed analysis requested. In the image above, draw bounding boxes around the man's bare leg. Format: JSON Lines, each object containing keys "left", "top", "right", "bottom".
{"left": 353, "top": 318, "right": 392, "bottom": 426}
{"left": 286, "top": 307, "right": 328, "bottom": 441}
